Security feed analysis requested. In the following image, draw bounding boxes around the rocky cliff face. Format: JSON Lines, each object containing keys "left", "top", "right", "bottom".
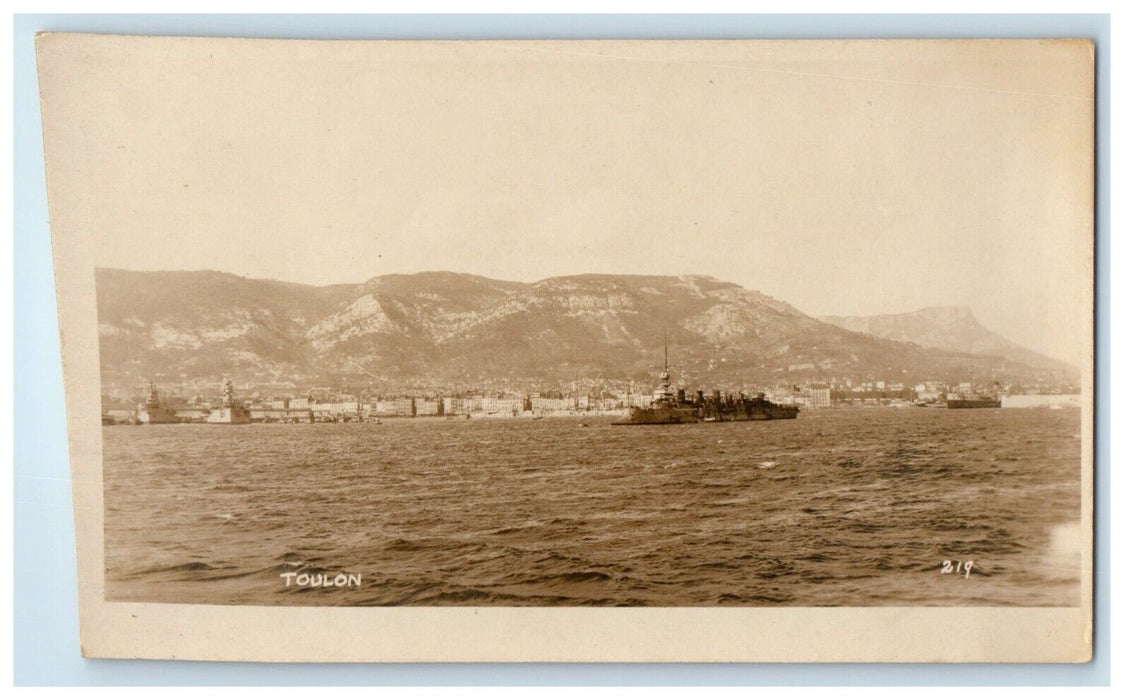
{"left": 96, "top": 269, "right": 1077, "bottom": 394}
{"left": 820, "top": 306, "right": 1073, "bottom": 372}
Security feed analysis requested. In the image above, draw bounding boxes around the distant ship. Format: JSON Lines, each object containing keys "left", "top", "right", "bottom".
{"left": 945, "top": 380, "right": 1002, "bottom": 408}
{"left": 612, "top": 362, "right": 700, "bottom": 425}
{"left": 206, "top": 378, "right": 251, "bottom": 424}
{"left": 612, "top": 342, "right": 799, "bottom": 425}
{"left": 137, "top": 380, "right": 177, "bottom": 424}
{"left": 945, "top": 396, "right": 1001, "bottom": 409}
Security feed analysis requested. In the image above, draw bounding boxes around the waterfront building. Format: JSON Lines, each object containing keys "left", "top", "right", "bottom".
{"left": 808, "top": 383, "right": 832, "bottom": 408}
{"left": 369, "top": 398, "right": 414, "bottom": 417}
{"left": 447, "top": 397, "right": 483, "bottom": 415}
{"left": 914, "top": 382, "right": 943, "bottom": 401}
{"left": 532, "top": 397, "right": 568, "bottom": 412}
{"left": 626, "top": 392, "right": 652, "bottom": 408}
{"left": 596, "top": 397, "right": 622, "bottom": 411}
{"left": 312, "top": 400, "right": 361, "bottom": 421}
{"left": 482, "top": 396, "right": 523, "bottom": 416}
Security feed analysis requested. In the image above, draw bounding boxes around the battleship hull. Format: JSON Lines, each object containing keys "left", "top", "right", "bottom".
{"left": 613, "top": 400, "right": 800, "bottom": 425}
{"left": 138, "top": 407, "right": 178, "bottom": 424}
{"left": 612, "top": 406, "right": 701, "bottom": 425}
{"left": 946, "top": 398, "right": 1001, "bottom": 409}
{"left": 206, "top": 407, "right": 251, "bottom": 424}
{"left": 703, "top": 405, "right": 800, "bottom": 422}
{"left": 769, "top": 406, "right": 801, "bottom": 419}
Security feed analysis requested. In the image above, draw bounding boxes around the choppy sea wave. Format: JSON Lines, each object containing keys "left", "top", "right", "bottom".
{"left": 103, "top": 408, "right": 1083, "bottom": 606}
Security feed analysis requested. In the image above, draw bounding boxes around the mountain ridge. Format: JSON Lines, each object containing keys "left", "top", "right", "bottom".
{"left": 95, "top": 268, "right": 1078, "bottom": 395}
{"left": 820, "top": 306, "right": 1073, "bottom": 373}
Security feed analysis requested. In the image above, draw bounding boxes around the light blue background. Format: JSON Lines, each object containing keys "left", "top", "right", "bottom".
{"left": 13, "top": 13, "right": 1110, "bottom": 686}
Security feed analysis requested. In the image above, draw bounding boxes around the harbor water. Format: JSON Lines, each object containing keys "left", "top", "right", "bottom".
{"left": 102, "top": 407, "right": 1083, "bottom": 606}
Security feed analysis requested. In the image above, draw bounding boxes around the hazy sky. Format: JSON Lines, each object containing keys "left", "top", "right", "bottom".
{"left": 40, "top": 37, "right": 1093, "bottom": 365}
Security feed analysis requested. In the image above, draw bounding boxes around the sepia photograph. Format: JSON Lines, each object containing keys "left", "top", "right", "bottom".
{"left": 35, "top": 34, "right": 1094, "bottom": 661}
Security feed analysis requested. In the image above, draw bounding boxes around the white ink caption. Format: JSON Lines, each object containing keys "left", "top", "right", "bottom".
{"left": 940, "top": 560, "right": 974, "bottom": 579}
{"left": 280, "top": 572, "right": 362, "bottom": 587}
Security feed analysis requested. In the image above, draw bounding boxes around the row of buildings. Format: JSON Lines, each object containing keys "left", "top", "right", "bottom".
{"left": 105, "top": 381, "right": 838, "bottom": 424}
{"left": 103, "top": 374, "right": 1080, "bottom": 425}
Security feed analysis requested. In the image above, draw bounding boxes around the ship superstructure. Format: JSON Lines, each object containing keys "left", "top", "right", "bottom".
{"left": 137, "top": 380, "right": 177, "bottom": 424}
{"left": 613, "top": 344, "right": 700, "bottom": 425}
{"left": 945, "top": 378, "right": 1002, "bottom": 408}
{"left": 206, "top": 378, "right": 251, "bottom": 424}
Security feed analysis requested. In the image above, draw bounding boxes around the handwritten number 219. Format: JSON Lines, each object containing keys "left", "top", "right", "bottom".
{"left": 941, "top": 560, "right": 974, "bottom": 579}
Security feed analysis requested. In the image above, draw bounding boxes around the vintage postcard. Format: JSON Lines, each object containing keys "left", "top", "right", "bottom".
{"left": 36, "top": 34, "right": 1094, "bottom": 662}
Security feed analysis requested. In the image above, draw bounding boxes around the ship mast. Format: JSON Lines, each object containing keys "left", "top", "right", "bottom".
{"left": 658, "top": 329, "right": 672, "bottom": 401}
{"left": 222, "top": 377, "right": 234, "bottom": 408}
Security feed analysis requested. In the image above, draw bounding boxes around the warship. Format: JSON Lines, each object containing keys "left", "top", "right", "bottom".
{"left": 945, "top": 396, "right": 1002, "bottom": 409}
{"left": 137, "top": 380, "right": 177, "bottom": 424}
{"left": 945, "top": 381, "right": 1002, "bottom": 408}
{"left": 206, "top": 378, "right": 251, "bottom": 424}
{"left": 612, "top": 343, "right": 800, "bottom": 425}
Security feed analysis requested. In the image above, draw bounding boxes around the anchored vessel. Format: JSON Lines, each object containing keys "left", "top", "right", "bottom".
{"left": 612, "top": 344, "right": 799, "bottom": 425}
{"left": 945, "top": 396, "right": 1002, "bottom": 409}
{"left": 137, "top": 380, "right": 177, "bottom": 424}
{"left": 206, "top": 378, "right": 251, "bottom": 424}
{"left": 612, "top": 360, "right": 700, "bottom": 425}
